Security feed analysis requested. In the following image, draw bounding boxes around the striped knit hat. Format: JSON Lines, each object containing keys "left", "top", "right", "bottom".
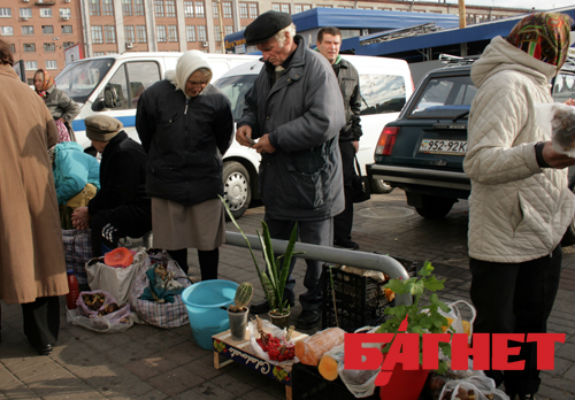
{"left": 506, "top": 12, "right": 572, "bottom": 67}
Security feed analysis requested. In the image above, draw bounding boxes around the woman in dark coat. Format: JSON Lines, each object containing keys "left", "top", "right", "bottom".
{"left": 136, "top": 50, "right": 233, "bottom": 280}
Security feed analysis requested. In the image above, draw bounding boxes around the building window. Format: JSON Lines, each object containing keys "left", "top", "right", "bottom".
{"left": 184, "top": 1, "right": 194, "bottom": 17}
{"left": 214, "top": 25, "right": 221, "bottom": 41}
{"left": 212, "top": 2, "right": 218, "bottom": 18}
{"left": 222, "top": 1, "right": 232, "bottom": 18}
{"left": 93, "top": 52, "right": 106, "bottom": 56}
{"left": 42, "top": 25, "right": 54, "bottom": 34}
{"left": 154, "top": 0, "right": 164, "bottom": 17}
{"left": 197, "top": 25, "right": 206, "bottom": 42}
{"left": 91, "top": 25, "right": 103, "bottom": 44}
{"left": 23, "top": 43, "right": 36, "bottom": 52}
{"left": 195, "top": 1, "right": 204, "bottom": 18}
{"left": 122, "top": 0, "right": 132, "bottom": 16}
{"left": 89, "top": 0, "right": 100, "bottom": 16}
{"left": 20, "top": 8, "right": 32, "bottom": 19}
{"left": 249, "top": 3, "right": 258, "bottom": 18}
{"left": 167, "top": 25, "right": 177, "bottom": 41}
{"left": 25, "top": 61, "right": 38, "bottom": 71}
{"left": 134, "top": 0, "right": 144, "bottom": 16}
{"left": 104, "top": 25, "right": 116, "bottom": 43}
{"left": 224, "top": 25, "right": 233, "bottom": 36}
{"left": 62, "top": 25, "right": 73, "bottom": 34}
{"left": 60, "top": 8, "right": 71, "bottom": 19}
{"left": 0, "top": 26, "right": 13, "bottom": 36}
{"left": 0, "top": 8, "right": 11, "bottom": 18}
{"left": 125, "top": 25, "right": 135, "bottom": 42}
{"left": 186, "top": 25, "right": 196, "bottom": 41}
{"left": 166, "top": 0, "right": 176, "bottom": 17}
{"left": 40, "top": 8, "right": 52, "bottom": 18}
{"left": 239, "top": 3, "right": 247, "bottom": 18}
{"left": 22, "top": 25, "right": 34, "bottom": 35}
{"left": 103, "top": 0, "right": 114, "bottom": 16}
{"left": 157, "top": 25, "right": 166, "bottom": 42}
{"left": 136, "top": 25, "right": 147, "bottom": 42}
{"left": 63, "top": 41, "right": 75, "bottom": 48}
{"left": 44, "top": 42, "right": 56, "bottom": 52}
{"left": 281, "top": 4, "right": 290, "bottom": 14}
{"left": 46, "top": 60, "right": 58, "bottom": 70}
{"left": 272, "top": 4, "right": 280, "bottom": 11}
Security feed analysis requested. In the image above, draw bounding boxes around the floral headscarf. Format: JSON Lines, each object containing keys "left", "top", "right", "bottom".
{"left": 506, "top": 12, "right": 572, "bottom": 68}
{"left": 34, "top": 69, "right": 54, "bottom": 97}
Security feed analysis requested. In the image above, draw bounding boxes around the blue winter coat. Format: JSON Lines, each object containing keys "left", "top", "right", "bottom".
{"left": 53, "top": 141, "right": 100, "bottom": 205}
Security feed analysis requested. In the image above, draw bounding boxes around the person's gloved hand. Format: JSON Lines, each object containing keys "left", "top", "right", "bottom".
{"left": 101, "top": 223, "right": 120, "bottom": 245}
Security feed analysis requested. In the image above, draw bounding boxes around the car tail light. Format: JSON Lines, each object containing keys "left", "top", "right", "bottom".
{"left": 375, "top": 126, "right": 399, "bottom": 156}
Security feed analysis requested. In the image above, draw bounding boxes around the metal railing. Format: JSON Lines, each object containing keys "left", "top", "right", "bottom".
{"left": 225, "top": 231, "right": 412, "bottom": 306}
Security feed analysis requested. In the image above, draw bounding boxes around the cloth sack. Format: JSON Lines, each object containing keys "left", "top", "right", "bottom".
{"left": 129, "top": 250, "right": 192, "bottom": 328}
{"left": 62, "top": 229, "right": 92, "bottom": 286}
{"left": 86, "top": 247, "right": 148, "bottom": 305}
{"left": 352, "top": 155, "right": 371, "bottom": 203}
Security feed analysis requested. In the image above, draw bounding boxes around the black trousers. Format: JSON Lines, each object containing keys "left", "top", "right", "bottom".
{"left": 334, "top": 141, "right": 355, "bottom": 244}
{"left": 469, "top": 246, "right": 562, "bottom": 396}
{"left": 168, "top": 248, "right": 219, "bottom": 280}
{"left": 21, "top": 296, "right": 60, "bottom": 349}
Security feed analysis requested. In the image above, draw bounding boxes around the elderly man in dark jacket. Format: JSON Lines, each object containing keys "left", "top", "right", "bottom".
{"left": 236, "top": 11, "right": 346, "bottom": 329}
{"left": 72, "top": 115, "right": 151, "bottom": 256}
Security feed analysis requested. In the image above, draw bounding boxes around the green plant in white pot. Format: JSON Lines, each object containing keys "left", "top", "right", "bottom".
{"left": 227, "top": 282, "right": 254, "bottom": 340}
{"left": 220, "top": 196, "right": 298, "bottom": 328}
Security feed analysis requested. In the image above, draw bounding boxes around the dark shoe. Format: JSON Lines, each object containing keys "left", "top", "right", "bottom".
{"left": 35, "top": 343, "right": 53, "bottom": 356}
{"left": 334, "top": 239, "right": 359, "bottom": 250}
{"left": 296, "top": 309, "right": 321, "bottom": 330}
{"left": 250, "top": 301, "right": 270, "bottom": 315}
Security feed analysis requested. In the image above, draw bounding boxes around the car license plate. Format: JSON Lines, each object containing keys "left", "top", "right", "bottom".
{"left": 419, "top": 139, "right": 467, "bottom": 155}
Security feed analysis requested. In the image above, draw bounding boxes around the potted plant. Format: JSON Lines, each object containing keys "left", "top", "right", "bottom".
{"left": 220, "top": 196, "right": 298, "bottom": 328}
{"left": 227, "top": 282, "right": 254, "bottom": 340}
{"left": 374, "top": 261, "right": 452, "bottom": 400}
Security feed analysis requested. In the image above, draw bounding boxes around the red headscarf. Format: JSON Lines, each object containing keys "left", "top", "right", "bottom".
{"left": 34, "top": 69, "right": 55, "bottom": 98}
{"left": 506, "top": 12, "right": 572, "bottom": 68}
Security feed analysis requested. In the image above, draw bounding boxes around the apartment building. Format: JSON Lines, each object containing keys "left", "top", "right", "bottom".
{"left": 1, "top": 0, "right": 528, "bottom": 84}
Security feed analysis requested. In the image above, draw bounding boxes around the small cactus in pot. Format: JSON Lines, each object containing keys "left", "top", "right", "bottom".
{"left": 229, "top": 282, "right": 253, "bottom": 313}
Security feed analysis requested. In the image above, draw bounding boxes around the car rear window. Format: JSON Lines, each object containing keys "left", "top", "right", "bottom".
{"left": 359, "top": 74, "right": 406, "bottom": 116}
{"left": 409, "top": 74, "right": 476, "bottom": 119}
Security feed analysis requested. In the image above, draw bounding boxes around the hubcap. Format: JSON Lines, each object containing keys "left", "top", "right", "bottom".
{"left": 224, "top": 171, "right": 248, "bottom": 211}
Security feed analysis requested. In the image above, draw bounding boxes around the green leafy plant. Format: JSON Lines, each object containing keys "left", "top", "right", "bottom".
{"left": 376, "top": 261, "right": 452, "bottom": 373}
{"left": 220, "top": 196, "right": 298, "bottom": 315}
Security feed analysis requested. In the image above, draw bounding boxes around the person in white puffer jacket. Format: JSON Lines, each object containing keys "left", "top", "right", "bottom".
{"left": 464, "top": 12, "right": 575, "bottom": 400}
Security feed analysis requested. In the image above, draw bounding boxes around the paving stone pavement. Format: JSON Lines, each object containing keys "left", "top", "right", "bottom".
{"left": 1, "top": 191, "right": 573, "bottom": 400}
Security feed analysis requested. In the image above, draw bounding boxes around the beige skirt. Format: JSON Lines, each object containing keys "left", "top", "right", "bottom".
{"left": 151, "top": 197, "right": 225, "bottom": 250}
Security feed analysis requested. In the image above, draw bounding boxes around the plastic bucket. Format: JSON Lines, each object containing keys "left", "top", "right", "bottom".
{"left": 181, "top": 279, "right": 238, "bottom": 350}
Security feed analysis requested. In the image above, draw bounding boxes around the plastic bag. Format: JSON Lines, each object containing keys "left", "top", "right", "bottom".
{"left": 338, "top": 326, "right": 380, "bottom": 398}
{"left": 534, "top": 103, "right": 575, "bottom": 157}
{"left": 439, "top": 300, "right": 476, "bottom": 341}
{"left": 68, "top": 290, "right": 135, "bottom": 332}
{"left": 439, "top": 375, "right": 509, "bottom": 400}
{"left": 248, "top": 319, "right": 299, "bottom": 366}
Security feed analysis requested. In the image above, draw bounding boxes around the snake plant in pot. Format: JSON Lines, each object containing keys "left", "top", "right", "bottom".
{"left": 220, "top": 196, "right": 298, "bottom": 329}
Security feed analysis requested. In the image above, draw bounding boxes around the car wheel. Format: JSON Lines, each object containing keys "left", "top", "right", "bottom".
{"left": 371, "top": 178, "right": 394, "bottom": 194}
{"left": 415, "top": 195, "right": 455, "bottom": 219}
{"left": 223, "top": 161, "right": 251, "bottom": 219}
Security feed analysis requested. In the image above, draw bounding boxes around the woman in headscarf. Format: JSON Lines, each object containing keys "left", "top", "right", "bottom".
{"left": 463, "top": 12, "right": 575, "bottom": 400}
{"left": 136, "top": 50, "right": 233, "bottom": 280}
{"left": 33, "top": 68, "right": 80, "bottom": 142}
{"left": 0, "top": 39, "right": 68, "bottom": 355}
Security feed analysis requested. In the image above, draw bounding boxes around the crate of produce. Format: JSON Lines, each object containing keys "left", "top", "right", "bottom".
{"left": 322, "top": 264, "right": 393, "bottom": 332}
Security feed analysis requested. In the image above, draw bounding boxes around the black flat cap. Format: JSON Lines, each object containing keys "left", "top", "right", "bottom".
{"left": 244, "top": 11, "right": 292, "bottom": 45}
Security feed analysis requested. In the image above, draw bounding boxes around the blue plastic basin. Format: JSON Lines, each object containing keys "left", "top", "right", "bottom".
{"left": 181, "top": 279, "right": 238, "bottom": 350}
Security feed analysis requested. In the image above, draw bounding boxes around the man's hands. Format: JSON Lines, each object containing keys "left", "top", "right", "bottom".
{"left": 542, "top": 141, "right": 575, "bottom": 169}
{"left": 236, "top": 125, "right": 276, "bottom": 154}
{"left": 71, "top": 206, "right": 90, "bottom": 230}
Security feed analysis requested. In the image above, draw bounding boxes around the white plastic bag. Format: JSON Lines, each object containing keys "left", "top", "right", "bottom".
{"left": 439, "top": 300, "right": 476, "bottom": 341}
{"left": 534, "top": 103, "right": 575, "bottom": 157}
{"left": 86, "top": 247, "right": 148, "bottom": 305}
{"left": 248, "top": 319, "right": 298, "bottom": 366}
{"left": 67, "top": 290, "right": 136, "bottom": 333}
{"left": 439, "top": 375, "right": 509, "bottom": 400}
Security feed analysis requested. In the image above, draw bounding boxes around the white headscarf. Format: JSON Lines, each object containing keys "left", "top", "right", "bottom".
{"left": 165, "top": 50, "right": 212, "bottom": 93}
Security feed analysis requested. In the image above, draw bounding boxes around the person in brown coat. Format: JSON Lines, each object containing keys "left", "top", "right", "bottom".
{"left": 0, "top": 39, "right": 69, "bottom": 355}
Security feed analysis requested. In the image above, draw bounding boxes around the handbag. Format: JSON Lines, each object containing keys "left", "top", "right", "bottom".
{"left": 352, "top": 155, "right": 371, "bottom": 203}
{"left": 560, "top": 175, "right": 575, "bottom": 247}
